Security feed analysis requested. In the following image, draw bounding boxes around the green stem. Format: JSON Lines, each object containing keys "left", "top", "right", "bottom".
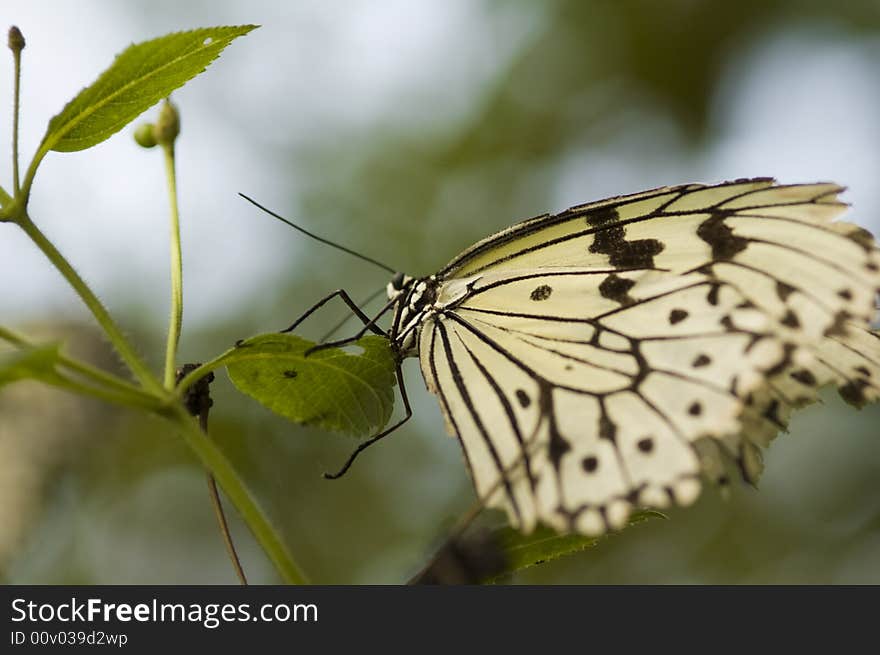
{"left": 0, "top": 325, "right": 157, "bottom": 402}
{"left": 19, "top": 145, "right": 43, "bottom": 204}
{"left": 163, "top": 142, "right": 183, "bottom": 389}
{"left": 52, "top": 373, "right": 164, "bottom": 411}
{"left": 10, "top": 28, "right": 22, "bottom": 194}
{"left": 166, "top": 403, "right": 308, "bottom": 584}
{"left": 17, "top": 214, "right": 164, "bottom": 395}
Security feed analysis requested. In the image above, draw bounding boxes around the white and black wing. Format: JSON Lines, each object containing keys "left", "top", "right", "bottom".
{"left": 419, "top": 179, "right": 880, "bottom": 535}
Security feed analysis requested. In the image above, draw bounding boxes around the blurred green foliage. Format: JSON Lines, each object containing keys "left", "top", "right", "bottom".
{"left": 3, "top": 0, "right": 880, "bottom": 583}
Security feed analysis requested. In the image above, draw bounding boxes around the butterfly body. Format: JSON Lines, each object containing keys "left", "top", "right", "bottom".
{"left": 374, "top": 178, "right": 880, "bottom": 536}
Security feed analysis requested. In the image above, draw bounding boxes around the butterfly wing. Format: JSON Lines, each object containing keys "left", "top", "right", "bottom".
{"left": 420, "top": 179, "right": 880, "bottom": 535}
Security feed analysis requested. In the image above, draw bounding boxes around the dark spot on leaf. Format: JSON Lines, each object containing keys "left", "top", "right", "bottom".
{"left": 530, "top": 285, "right": 552, "bottom": 301}
{"left": 669, "top": 309, "right": 689, "bottom": 325}
{"left": 692, "top": 354, "right": 711, "bottom": 368}
{"left": 283, "top": 370, "right": 298, "bottom": 379}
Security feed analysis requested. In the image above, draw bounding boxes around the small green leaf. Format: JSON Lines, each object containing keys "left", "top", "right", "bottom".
{"left": 0, "top": 344, "right": 65, "bottom": 387}
{"left": 41, "top": 25, "right": 257, "bottom": 153}
{"left": 485, "top": 509, "right": 666, "bottom": 582}
{"left": 225, "top": 334, "right": 396, "bottom": 437}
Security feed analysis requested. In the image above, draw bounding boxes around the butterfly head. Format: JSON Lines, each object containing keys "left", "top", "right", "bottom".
{"left": 386, "top": 272, "right": 414, "bottom": 301}
{"left": 389, "top": 274, "right": 441, "bottom": 356}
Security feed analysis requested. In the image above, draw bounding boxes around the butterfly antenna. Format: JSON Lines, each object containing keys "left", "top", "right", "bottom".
{"left": 239, "top": 193, "right": 397, "bottom": 274}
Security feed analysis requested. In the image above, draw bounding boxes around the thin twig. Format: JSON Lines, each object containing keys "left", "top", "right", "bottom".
{"left": 178, "top": 364, "right": 248, "bottom": 585}
{"left": 202, "top": 410, "right": 248, "bottom": 585}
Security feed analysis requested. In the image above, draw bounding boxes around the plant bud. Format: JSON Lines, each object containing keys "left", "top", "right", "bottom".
{"left": 7, "top": 26, "right": 25, "bottom": 53}
{"left": 154, "top": 99, "right": 180, "bottom": 147}
{"left": 134, "top": 123, "right": 158, "bottom": 148}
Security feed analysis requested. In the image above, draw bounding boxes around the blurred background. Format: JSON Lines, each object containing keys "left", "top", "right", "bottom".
{"left": 1, "top": 0, "right": 879, "bottom": 584}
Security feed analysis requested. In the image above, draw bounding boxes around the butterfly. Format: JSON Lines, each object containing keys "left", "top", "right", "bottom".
{"left": 249, "top": 178, "right": 880, "bottom": 537}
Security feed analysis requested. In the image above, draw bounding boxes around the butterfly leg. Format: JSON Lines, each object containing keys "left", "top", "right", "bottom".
{"left": 305, "top": 295, "right": 399, "bottom": 356}
{"left": 324, "top": 362, "right": 413, "bottom": 479}
{"left": 280, "top": 288, "right": 386, "bottom": 336}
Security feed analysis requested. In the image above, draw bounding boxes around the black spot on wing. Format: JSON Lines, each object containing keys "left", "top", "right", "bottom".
{"left": 586, "top": 207, "right": 664, "bottom": 268}
{"left": 824, "top": 311, "right": 851, "bottom": 337}
{"left": 706, "top": 284, "right": 721, "bottom": 306}
{"left": 546, "top": 393, "right": 572, "bottom": 471}
{"left": 590, "top": 228, "right": 665, "bottom": 268}
{"left": 599, "top": 274, "right": 636, "bottom": 306}
{"left": 776, "top": 281, "right": 796, "bottom": 301}
{"left": 764, "top": 342, "right": 797, "bottom": 377}
{"left": 840, "top": 379, "right": 870, "bottom": 407}
{"left": 781, "top": 310, "right": 801, "bottom": 329}
{"left": 598, "top": 414, "right": 616, "bottom": 442}
{"left": 585, "top": 206, "right": 620, "bottom": 226}
{"left": 697, "top": 212, "right": 748, "bottom": 260}
{"left": 789, "top": 369, "right": 817, "bottom": 386}
{"left": 582, "top": 456, "right": 599, "bottom": 473}
{"left": 688, "top": 401, "right": 703, "bottom": 416}
{"left": 669, "top": 309, "right": 689, "bottom": 325}
{"left": 515, "top": 389, "right": 531, "bottom": 408}
{"left": 530, "top": 284, "right": 553, "bottom": 301}
{"left": 637, "top": 437, "right": 654, "bottom": 453}
{"left": 692, "top": 354, "right": 711, "bottom": 368}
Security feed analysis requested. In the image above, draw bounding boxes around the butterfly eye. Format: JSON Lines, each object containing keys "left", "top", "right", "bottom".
{"left": 391, "top": 272, "right": 406, "bottom": 291}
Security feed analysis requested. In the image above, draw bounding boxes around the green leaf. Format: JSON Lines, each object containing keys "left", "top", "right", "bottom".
{"left": 0, "top": 344, "right": 65, "bottom": 387}
{"left": 225, "top": 334, "right": 397, "bottom": 437}
{"left": 40, "top": 25, "right": 257, "bottom": 153}
{"left": 485, "top": 509, "right": 666, "bottom": 582}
